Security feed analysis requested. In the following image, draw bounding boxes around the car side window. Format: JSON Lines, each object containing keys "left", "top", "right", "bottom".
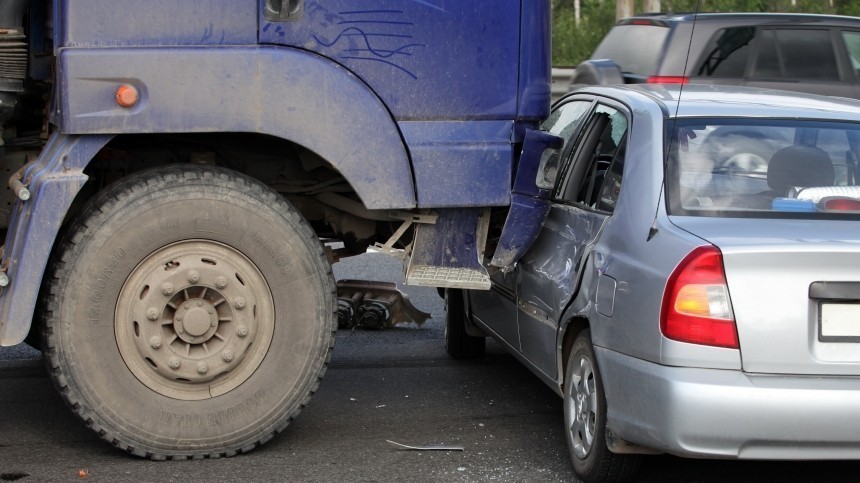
{"left": 842, "top": 30, "right": 860, "bottom": 78}
{"left": 556, "top": 104, "right": 629, "bottom": 212}
{"left": 695, "top": 27, "right": 754, "bottom": 78}
{"left": 542, "top": 99, "right": 592, "bottom": 144}
{"left": 753, "top": 29, "right": 839, "bottom": 81}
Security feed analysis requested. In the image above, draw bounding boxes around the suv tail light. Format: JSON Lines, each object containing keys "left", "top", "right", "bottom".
{"left": 647, "top": 76, "right": 689, "bottom": 84}
{"left": 661, "top": 246, "right": 739, "bottom": 349}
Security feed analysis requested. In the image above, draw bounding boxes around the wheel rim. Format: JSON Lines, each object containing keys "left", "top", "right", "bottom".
{"left": 116, "top": 240, "right": 275, "bottom": 400}
{"left": 567, "top": 355, "right": 598, "bottom": 459}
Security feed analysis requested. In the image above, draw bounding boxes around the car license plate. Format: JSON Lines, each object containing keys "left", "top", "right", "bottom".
{"left": 820, "top": 303, "right": 860, "bottom": 339}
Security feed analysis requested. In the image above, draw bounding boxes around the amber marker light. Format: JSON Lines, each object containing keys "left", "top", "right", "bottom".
{"left": 115, "top": 84, "right": 139, "bottom": 108}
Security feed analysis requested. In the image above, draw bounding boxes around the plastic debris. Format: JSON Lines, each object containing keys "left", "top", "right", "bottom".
{"left": 386, "top": 440, "right": 464, "bottom": 451}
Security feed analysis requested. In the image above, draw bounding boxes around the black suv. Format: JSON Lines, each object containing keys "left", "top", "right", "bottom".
{"left": 572, "top": 13, "right": 860, "bottom": 99}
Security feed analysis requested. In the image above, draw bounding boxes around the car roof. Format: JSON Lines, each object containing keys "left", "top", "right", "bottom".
{"left": 567, "top": 84, "right": 860, "bottom": 122}
{"left": 622, "top": 12, "right": 860, "bottom": 28}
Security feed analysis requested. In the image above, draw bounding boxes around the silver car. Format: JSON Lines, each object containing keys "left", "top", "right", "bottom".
{"left": 446, "top": 85, "right": 860, "bottom": 482}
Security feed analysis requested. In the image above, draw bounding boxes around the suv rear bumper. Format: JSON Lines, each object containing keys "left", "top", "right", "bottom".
{"left": 596, "top": 346, "right": 860, "bottom": 459}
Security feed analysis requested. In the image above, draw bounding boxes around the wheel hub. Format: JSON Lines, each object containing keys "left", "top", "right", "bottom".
{"left": 174, "top": 299, "right": 219, "bottom": 342}
{"left": 115, "top": 240, "right": 275, "bottom": 400}
{"left": 568, "top": 355, "right": 597, "bottom": 459}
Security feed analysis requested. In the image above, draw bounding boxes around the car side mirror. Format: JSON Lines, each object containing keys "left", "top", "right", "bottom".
{"left": 514, "top": 130, "right": 564, "bottom": 197}
{"left": 536, "top": 146, "right": 561, "bottom": 190}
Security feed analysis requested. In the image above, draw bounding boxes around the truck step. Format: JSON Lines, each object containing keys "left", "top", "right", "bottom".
{"left": 406, "top": 208, "right": 490, "bottom": 290}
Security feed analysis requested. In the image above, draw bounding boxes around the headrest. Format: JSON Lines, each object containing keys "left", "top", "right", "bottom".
{"left": 767, "top": 145, "right": 835, "bottom": 194}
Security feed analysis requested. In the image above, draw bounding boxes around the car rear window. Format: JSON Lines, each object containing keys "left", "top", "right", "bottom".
{"left": 591, "top": 24, "right": 670, "bottom": 76}
{"left": 667, "top": 118, "right": 860, "bottom": 218}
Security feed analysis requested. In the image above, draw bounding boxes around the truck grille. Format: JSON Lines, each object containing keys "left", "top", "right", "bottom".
{"left": 0, "top": 28, "right": 27, "bottom": 82}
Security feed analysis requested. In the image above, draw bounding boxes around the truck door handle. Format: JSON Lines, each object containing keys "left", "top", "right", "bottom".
{"left": 265, "top": 0, "right": 302, "bottom": 21}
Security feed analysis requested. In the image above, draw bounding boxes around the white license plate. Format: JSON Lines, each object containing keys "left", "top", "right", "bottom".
{"left": 821, "top": 303, "right": 860, "bottom": 338}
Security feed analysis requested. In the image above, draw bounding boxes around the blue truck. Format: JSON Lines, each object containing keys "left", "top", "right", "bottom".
{"left": 0, "top": 0, "right": 552, "bottom": 458}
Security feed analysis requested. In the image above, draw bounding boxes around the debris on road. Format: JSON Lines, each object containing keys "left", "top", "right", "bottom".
{"left": 386, "top": 440, "right": 464, "bottom": 451}
{"left": 337, "top": 280, "right": 431, "bottom": 330}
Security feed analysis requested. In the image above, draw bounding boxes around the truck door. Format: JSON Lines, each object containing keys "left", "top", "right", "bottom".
{"left": 259, "top": 0, "right": 522, "bottom": 122}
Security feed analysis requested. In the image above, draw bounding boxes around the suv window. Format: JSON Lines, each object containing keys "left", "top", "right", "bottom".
{"left": 842, "top": 30, "right": 860, "bottom": 77}
{"left": 696, "top": 27, "right": 754, "bottom": 78}
{"left": 753, "top": 29, "right": 840, "bottom": 81}
{"left": 590, "top": 25, "right": 670, "bottom": 76}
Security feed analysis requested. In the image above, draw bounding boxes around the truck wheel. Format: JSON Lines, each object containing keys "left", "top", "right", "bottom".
{"left": 444, "top": 288, "right": 485, "bottom": 359}
{"left": 40, "top": 166, "right": 336, "bottom": 459}
{"left": 564, "top": 329, "right": 640, "bottom": 482}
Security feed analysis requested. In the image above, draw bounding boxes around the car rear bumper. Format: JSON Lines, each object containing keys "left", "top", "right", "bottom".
{"left": 596, "top": 346, "right": 860, "bottom": 459}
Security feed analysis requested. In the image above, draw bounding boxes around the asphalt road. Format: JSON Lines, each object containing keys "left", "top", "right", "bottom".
{"left": 2, "top": 253, "right": 860, "bottom": 482}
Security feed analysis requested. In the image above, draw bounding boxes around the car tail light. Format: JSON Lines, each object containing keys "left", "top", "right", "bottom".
{"left": 822, "top": 197, "right": 860, "bottom": 212}
{"left": 661, "top": 246, "right": 739, "bottom": 349}
{"left": 647, "top": 76, "right": 689, "bottom": 84}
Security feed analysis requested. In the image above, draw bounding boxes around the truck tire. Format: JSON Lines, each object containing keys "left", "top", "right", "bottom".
{"left": 40, "top": 165, "right": 336, "bottom": 459}
{"left": 444, "top": 288, "right": 485, "bottom": 359}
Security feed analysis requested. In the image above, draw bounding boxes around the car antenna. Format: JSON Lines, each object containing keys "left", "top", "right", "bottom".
{"left": 652, "top": 0, "right": 701, "bottom": 242}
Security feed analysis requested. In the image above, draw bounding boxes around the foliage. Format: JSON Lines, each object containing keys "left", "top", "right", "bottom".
{"left": 552, "top": 0, "right": 860, "bottom": 66}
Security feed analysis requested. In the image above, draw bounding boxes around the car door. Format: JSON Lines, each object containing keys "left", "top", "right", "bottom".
{"left": 469, "top": 98, "right": 593, "bottom": 351}
{"left": 516, "top": 102, "right": 630, "bottom": 378}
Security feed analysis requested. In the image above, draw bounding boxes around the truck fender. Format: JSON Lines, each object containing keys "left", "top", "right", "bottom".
{"left": 0, "top": 134, "right": 113, "bottom": 345}
{"left": 56, "top": 46, "right": 415, "bottom": 210}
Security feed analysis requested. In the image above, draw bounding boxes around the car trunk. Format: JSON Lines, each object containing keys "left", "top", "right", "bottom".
{"left": 671, "top": 217, "right": 860, "bottom": 375}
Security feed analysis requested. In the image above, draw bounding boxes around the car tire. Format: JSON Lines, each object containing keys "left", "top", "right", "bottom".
{"left": 444, "top": 288, "right": 485, "bottom": 359}
{"left": 564, "top": 329, "right": 641, "bottom": 482}
{"left": 571, "top": 59, "right": 625, "bottom": 87}
{"left": 40, "top": 165, "right": 336, "bottom": 459}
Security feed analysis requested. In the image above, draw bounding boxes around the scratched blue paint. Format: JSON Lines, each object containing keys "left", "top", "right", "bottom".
{"left": 518, "top": 1, "right": 553, "bottom": 122}
{"left": 56, "top": 0, "right": 258, "bottom": 47}
{"left": 57, "top": 47, "right": 414, "bottom": 210}
{"left": 259, "top": 0, "right": 522, "bottom": 121}
{"left": 0, "top": 134, "right": 113, "bottom": 345}
{"left": 398, "top": 120, "right": 513, "bottom": 207}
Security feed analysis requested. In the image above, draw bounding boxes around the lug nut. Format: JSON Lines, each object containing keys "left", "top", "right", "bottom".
{"left": 168, "top": 358, "right": 181, "bottom": 370}
{"left": 197, "top": 362, "right": 209, "bottom": 375}
{"left": 236, "top": 326, "right": 248, "bottom": 338}
{"left": 146, "top": 308, "right": 159, "bottom": 321}
{"left": 222, "top": 351, "right": 234, "bottom": 362}
{"left": 188, "top": 270, "right": 200, "bottom": 283}
{"left": 149, "top": 336, "right": 162, "bottom": 349}
{"left": 215, "top": 277, "right": 227, "bottom": 289}
{"left": 161, "top": 283, "right": 174, "bottom": 296}
{"left": 234, "top": 297, "right": 246, "bottom": 310}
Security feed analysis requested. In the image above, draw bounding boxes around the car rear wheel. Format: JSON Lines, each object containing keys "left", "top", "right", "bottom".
{"left": 444, "top": 288, "right": 485, "bottom": 359}
{"left": 564, "top": 329, "right": 640, "bottom": 482}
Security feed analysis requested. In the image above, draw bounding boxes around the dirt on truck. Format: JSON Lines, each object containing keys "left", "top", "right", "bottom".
{"left": 0, "top": 0, "right": 552, "bottom": 458}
